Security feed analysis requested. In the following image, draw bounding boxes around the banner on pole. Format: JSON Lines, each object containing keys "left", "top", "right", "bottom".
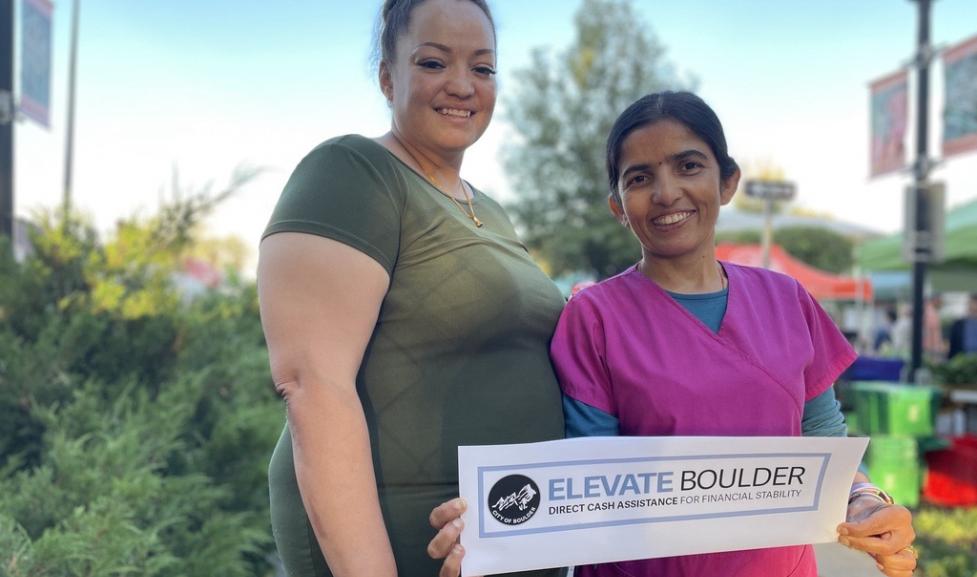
{"left": 19, "top": 0, "right": 53, "bottom": 128}
{"left": 943, "top": 34, "right": 977, "bottom": 158}
{"left": 869, "top": 70, "right": 909, "bottom": 178}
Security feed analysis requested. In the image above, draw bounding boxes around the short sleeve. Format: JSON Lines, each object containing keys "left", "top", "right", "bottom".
{"left": 796, "top": 283, "right": 858, "bottom": 400}
{"left": 550, "top": 293, "right": 617, "bottom": 416}
{"left": 263, "top": 138, "right": 403, "bottom": 275}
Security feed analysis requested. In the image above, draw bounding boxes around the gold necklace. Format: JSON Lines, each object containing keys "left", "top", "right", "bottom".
{"left": 389, "top": 134, "right": 483, "bottom": 228}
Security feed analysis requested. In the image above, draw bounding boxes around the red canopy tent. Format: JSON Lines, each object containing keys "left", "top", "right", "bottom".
{"left": 716, "top": 243, "right": 873, "bottom": 301}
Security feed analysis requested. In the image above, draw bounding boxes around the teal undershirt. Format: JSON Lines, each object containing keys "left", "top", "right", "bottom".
{"left": 562, "top": 287, "right": 849, "bottom": 440}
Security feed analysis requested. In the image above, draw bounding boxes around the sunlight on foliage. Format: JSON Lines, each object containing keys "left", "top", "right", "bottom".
{"left": 0, "top": 168, "right": 282, "bottom": 577}
{"left": 913, "top": 506, "right": 977, "bottom": 577}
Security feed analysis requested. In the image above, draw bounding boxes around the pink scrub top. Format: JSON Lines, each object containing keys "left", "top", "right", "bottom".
{"left": 550, "top": 263, "right": 856, "bottom": 577}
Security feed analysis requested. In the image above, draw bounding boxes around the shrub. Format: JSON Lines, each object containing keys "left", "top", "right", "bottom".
{"left": 914, "top": 505, "right": 977, "bottom": 577}
{"left": 933, "top": 354, "right": 977, "bottom": 388}
{"left": 0, "top": 183, "right": 282, "bottom": 576}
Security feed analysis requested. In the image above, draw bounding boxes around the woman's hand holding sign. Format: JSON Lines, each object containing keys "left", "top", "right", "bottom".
{"left": 838, "top": 482, "right": 917, "bottom": 577}
{"left": 428, "top": 497, "right": 479, "bottom": 577}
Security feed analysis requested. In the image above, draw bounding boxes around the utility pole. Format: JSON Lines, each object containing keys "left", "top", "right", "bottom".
{"left": 63, "top": 0, "right": 79, "bottom": 214}
{"left": 908, "top": 0, "right": 933, "bottom": 382}
{"left": 761, "top": 195, "right": 773, "bottom": 269}
{"left": 744, "top": 179, "right": 796, "bottom": 268}
{"left": 1, "top": 0, "right": 14, "bottom": 242}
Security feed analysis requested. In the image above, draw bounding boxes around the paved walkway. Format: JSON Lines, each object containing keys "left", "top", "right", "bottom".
{"left": 816, "top": 542, "right": 881, "bottom": 577}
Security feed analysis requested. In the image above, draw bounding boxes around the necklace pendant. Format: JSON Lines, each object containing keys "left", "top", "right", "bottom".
{"left": 473, "top": 216, "right": 483, "bottom": 227}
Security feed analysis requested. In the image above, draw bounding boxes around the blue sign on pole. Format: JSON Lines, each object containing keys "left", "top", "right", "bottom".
{"left": 20, "top": 0, "right": 53, "bottom": 128}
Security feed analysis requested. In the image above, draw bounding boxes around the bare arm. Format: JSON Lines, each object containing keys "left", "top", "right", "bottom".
{"left": 259, "top": 232, "right": 396, "bottom": 577}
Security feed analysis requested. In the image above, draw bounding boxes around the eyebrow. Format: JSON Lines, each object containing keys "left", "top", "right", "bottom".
{"left": 619, "top": 148, "right": 710, "bottom": 181}
{"left": 414, "top": 42, "right": 495, "bottom": 57}
{"left": 672, "top": 149, "right": 709, "bottom": 162}
{"left": 619, "top": 163, "right": 652, "bottom": 182}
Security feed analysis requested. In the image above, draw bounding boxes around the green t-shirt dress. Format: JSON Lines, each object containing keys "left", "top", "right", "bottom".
{"left": 264, "top": 135, "right": 567, "bottom": 577}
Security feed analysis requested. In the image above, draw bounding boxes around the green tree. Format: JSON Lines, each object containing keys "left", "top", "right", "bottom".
{"left": 715, "top": 226, "right": 854, "bottom": 274}
{"left": 775, "top": 226, "right": 854, "bottom": 274}
{"left": 0, "top": 169, "right": 281, "bottom": 577}
{"left": 715, "top": 229, "right": 762, "bottom": 245}
{"left": 503, "top": 0, "right": 689, "bottom": 278}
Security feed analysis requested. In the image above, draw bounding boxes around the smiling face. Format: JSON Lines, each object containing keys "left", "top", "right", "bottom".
{"left": 379, "top": 0, "right": 497, "bottom": 158}
{"left": 610, "top": 119, "right": 740, "bottom": 265}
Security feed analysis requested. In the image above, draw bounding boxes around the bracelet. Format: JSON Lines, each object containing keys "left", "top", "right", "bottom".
{"left": 848, "top": 485, "right": 895, "bottom": 506}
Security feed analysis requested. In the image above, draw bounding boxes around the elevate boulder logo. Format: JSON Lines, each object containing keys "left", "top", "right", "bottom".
{"left": 488, "top": 474, "right": 540, "bottom": 525}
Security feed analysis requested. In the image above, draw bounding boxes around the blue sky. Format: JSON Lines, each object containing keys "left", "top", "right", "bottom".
{"left": 15, "top": 0, "right": 977, "bottom": 269}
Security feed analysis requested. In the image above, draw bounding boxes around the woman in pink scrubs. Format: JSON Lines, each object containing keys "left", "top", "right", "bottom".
{"left": 549, "top": 91, "right": 916, "bottom": 577}
{"left": 427, "top": 92, "right": 917, "bottom": 577}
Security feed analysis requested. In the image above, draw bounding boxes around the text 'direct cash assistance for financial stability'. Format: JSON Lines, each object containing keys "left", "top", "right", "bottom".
{"left": 458, "top": 436, "right": 868, "bottom": 576}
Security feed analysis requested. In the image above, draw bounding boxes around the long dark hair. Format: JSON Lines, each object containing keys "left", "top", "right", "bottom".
{"left": 606, "top": 91, "right": 739, "bottom": 202}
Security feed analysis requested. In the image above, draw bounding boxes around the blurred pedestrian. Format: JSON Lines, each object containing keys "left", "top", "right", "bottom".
{"left": 873, "top": 306, "right": 897, "bottom": 353}
{"left": 889, "top": 303, "right": 912, "bottom": 358}
{"left": 949, "top": 293, "right": 977, "bottom": 358}
{"left": 924, "top": 294, "right": 946, "bottom": 361}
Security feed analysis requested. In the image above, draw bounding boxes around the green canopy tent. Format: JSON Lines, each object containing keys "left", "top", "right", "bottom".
{"left": 856, "top": 196, "right": 977, "bottom": 293}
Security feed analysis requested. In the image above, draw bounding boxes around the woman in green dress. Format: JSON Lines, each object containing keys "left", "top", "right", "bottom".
{"left": 258, "top": 1, "right": 567, "bottom": 575}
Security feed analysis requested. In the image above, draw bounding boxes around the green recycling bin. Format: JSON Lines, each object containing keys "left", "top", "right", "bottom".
{"left": 867, "top": 435, "right": 920, "bottom": 508}
{"left": 851, "top": 381, "right": 938, "bottom": 437}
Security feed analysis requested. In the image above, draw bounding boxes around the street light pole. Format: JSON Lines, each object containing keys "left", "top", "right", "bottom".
{"left": 0, "top": 0, "right": 14, "bottom": 243}
{"left": 908, "top": 0, "right": 932, "bottom": 382}
{"left": 761, "top": 196, "right": 773, "bottom": 269}
{"left": 744, "top": 180, "right": 796, "bottom": 269}
{"left": 63, "top": 0, "right": 80, "bottom": 215}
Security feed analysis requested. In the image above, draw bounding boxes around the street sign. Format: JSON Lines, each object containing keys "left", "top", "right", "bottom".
{"left": 903, "top": 181, "right": 945, "bottom": 264}
{"left": 744, "top": 180, "right": 797, "bottom": 201}
{"left": 19, "top": 0, "right": 53, "bottom": 128}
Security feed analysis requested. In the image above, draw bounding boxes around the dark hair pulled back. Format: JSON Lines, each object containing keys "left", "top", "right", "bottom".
{"left": 606, "top": 91, "right": 739, "bottom": 202}
{"left": 374, "top": 0, "right": 496, "bottom": 68}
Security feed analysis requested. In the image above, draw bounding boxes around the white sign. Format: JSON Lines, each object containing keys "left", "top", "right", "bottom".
{"left": 458, "top": 436, "right": 868, "bottom": 576}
